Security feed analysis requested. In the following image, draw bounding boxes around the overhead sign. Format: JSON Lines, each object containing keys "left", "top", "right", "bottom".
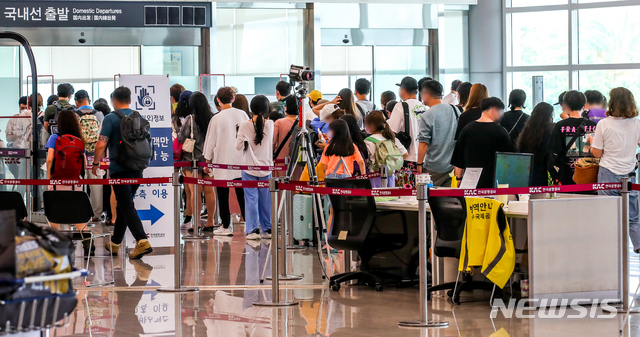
{"left": 120, "top": 75, "right": 174, "bottom": 249}
{"left": 0, "top": 1, "right": 212, "bottom": 28}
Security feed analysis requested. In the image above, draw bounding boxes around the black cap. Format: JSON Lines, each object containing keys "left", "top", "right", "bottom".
{"left": 75, "top": 89, "right": 89, "bottom": 101}
{"left": 554, "top": 91, "right": 567, "bottom": 106}
{"left": 396, "top": 76, "right": 418, "bottom": 92}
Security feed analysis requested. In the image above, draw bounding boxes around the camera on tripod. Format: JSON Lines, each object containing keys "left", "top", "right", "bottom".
{"left": 289, "top": 64, "right": 314, "bottom": 82}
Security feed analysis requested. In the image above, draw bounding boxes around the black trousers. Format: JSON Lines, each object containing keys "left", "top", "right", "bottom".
{"left": 216, "top": 178, "right": 245, "bottom": 229}
{"left": 102, "top": 173, "right": 112, "bottom": 218}
{"left": 111, "top": 170, "right": 147, "bottom": 243}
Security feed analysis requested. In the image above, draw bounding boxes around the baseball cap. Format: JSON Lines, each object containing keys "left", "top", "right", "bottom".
{"left": 554, "top": 91, "right": 567, "bottom": 106}
{"left": 320, "top": 104, "right": 340, "bottom": 121}
{"left": 396, "top": 76, "right": 419, "bottom": 92}
{"left": 306, "top": 90, "right": 323, "bottom": 102}
{"left": 74, "top": 89, "right": 89, "bottom": 101}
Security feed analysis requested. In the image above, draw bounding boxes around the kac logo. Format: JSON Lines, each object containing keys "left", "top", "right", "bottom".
{"left": 135, "top": 86, "right": 156, "bottom": 110}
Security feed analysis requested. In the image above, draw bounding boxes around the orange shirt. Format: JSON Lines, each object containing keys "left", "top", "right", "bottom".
{"left": 320, "top": 144, "right": 364, "bottom": 176}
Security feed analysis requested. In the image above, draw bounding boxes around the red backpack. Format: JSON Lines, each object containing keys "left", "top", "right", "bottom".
{"left": 51, "top": 135, "right": 84, "bottom": 180}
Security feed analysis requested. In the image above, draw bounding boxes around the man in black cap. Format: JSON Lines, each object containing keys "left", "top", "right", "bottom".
{"left": 388, "top": 76, "right": 427, "bottom": 164}
{"left": 75, "top": 89, "right": 104, "bottom": 221}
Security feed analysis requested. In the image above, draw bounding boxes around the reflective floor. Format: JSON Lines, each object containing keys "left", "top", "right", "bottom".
{"left": 47, "top": 221, "right": 640, "bottom": 337}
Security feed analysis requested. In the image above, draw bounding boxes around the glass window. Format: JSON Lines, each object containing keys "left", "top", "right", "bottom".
{"left": 506, "top": 71, "right": 569, "bottom": 118}
{"left": 508, "top": 0, "right": 567, "bottom": 7}
{"left": 509, "top": 10, "right": 568, "bottom": 66}
{"left": 579, "top": 69, "right": 640, "bottom": 100}
{"left": 319, "top": 4, "right": 360, "bottom": 29}
{"left": 367, "top": 4, "right": 425, "bottom": 29}
{"left": 578, "top": 6, "right": 640, "bottom": 65}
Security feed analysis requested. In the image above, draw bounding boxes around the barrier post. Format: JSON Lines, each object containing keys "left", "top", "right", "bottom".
{"left": 607, "top": 177, "right": 640, "bottom": 314}
{"left": 184, "top": 160, "right": 209, "bottom": 241}
{"left": 380, "top": 164, "right": 388, "bottom": 188}
{"left": 157, "top": 171, "right": 198, "bottom": 293}
{"left": 399, "top": 183, "right": 448, "bottom": 328}
{"left": 285, "top": 172, "right": 304, "bottom": 250}
{"left": 268, "top": 177, "right": 302, "bottom": 281}
{"left": 25, "top": 151, "right": 31, "bottom": 222}
{"left": 255, "top": 177, "right": 298, "bottom": 307}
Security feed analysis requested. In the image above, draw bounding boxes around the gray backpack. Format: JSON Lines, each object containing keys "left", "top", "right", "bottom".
{"left": 113, "top": 110, "right": 154, "bottom": 171}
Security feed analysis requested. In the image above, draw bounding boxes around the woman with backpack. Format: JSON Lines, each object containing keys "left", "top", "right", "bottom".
{"left": 235, "top": 95, "right": 275, "bottom": 240}
{"left": 364, "top": 111, "right": 408, "bottom": 187}
{"left": 177, "top": 92, "right": 216, "bottom": 232}
{"left": 317, "top": 119, "right": 366, "bottom": 180}
{"left": 44, "top": 109, "right": 89, "bottom": 251}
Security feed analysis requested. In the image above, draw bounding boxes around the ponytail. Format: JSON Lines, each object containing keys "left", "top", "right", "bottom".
{"left": 250, "top": 95, "right": 271, "bottom": 145}
{"left": 381, "top": 121, "right": 395, "bottom": 140}
{"left": 254, "top": 112, "right": 265, "bottom": 145}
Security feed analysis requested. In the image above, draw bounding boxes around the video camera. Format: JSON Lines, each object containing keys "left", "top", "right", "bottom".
{"left": 289, "top": 64, "right": 314, "bottom": 83}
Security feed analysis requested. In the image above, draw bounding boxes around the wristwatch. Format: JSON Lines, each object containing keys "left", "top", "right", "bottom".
{"left": 93, "top": 162, "right": 100, "bottom": 166}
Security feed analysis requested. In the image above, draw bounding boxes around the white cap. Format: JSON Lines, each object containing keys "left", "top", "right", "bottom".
{"left": 319, "top": 104, "right": 340, "bottom": 121}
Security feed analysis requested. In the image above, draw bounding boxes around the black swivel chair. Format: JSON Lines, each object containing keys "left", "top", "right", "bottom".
{"left": 326, "top": 179, "right": 408, "bottom": 292}
{"left": 427, "top": 195, "right": 497, "bottom": 304}
{"left": 0, "top": 191, "right": 28, "bottom": 221}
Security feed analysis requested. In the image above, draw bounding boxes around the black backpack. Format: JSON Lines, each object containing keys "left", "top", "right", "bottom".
{"left": 49, "top": 102, "right": 75, "bottom": 135}
{"left": 395, "top": 102, "right": 412, "bottom": 149}
{"left": 113, "top": 109, "right": 154, "bottom": 171}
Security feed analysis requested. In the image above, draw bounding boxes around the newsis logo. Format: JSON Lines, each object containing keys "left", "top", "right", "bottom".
{"left": 490, "top": 299, "right": 619, "bottom": 319}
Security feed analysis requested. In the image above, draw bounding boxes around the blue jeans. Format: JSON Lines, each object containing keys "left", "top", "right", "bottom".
{"left": 598, "top": 166, "right": 640, "bottom": 251}
{"left": 242, "top": 171, "right": 271, "bottom": 234}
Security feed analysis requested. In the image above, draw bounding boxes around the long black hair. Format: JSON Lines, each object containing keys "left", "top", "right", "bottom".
{"left": 338, "top": 88, "right": 357, "bottom": 117}
{"left": 517, "top": 102, "right": 554, "bottom": 153}
{"left": 57, "top": 109, "right": 85, "bottom": 144}
{"left": 325, "top": 119, "right": 354, "bottom": 157}
{"left": 173, "top": 91, "right": 192, "bottom": 128}
{"left": 339, "top": 114, "right": 367, "bottom": 160}
{"left": 189, "top": 92, "right": 214, "bottom": 136}
{"left": 250, "top": 95, "right": 270, "bottom": 145}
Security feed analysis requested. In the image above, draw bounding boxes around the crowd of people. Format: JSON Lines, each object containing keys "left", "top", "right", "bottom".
{"left": 6, "top": 74, "right": 640, "bottom": 259}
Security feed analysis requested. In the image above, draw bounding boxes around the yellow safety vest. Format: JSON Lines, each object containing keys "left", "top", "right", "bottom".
{"left": 458, "top": 197, "right": 515, "bottom": 288}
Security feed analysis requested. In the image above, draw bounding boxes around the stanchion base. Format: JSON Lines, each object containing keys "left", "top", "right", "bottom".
{"left": 398, "top": 320, "right": 449, "bottom": 328}
{"left": 182, "top": 235, "right": 210, "bottom": 241}
{"left": 266, "top": 274, "right": 303, "bottom": 281}
{"left": 254, "top": 300, "right": 298, "bottom": 307}
{"left": 602, "top": 305, "right": 640, "bottom": 313}
{"left": 156, "top": 287, "right": 199, "bottom": 293}
{"left": 286, "top": 245, "right": 306, "bottom": 251}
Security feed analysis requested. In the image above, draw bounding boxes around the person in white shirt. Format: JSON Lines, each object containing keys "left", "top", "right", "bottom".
{"left": 442, "top": 79, "right": 462, "bottom": 106}
{"left": 388, "top": 76, "right": 427, "bottom": 164}
{"left": 203, "top": 87, "right": 249, "bottom": 236}
{"left": 354, "top": 78, "right": 375, "bottom": 128}
{"left": 591, "top": 87, "right": 640, "bottom": 253}
{"left": 235, "top": 95, "right": 275, "bottom": 240}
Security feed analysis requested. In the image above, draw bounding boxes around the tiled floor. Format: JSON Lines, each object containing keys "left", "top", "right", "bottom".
{"left": 46, "top": 222, "right": 640, "bottom": 337}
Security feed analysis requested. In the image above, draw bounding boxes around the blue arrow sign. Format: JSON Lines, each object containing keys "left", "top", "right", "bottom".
{"left": 143, "top": 279, "right": 161, "bottom": 300}
{"left": 137, "top": 205, "right": 164, "bottom": 225}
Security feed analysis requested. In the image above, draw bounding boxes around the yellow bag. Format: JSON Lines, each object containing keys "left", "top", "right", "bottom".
{"left": 300, "top": 163, "right": 325, "bottom": 182}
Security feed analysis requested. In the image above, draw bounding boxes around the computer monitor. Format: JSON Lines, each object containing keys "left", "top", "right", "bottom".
{"left": 494, "top": 152, "right": 534, "bottom": 188}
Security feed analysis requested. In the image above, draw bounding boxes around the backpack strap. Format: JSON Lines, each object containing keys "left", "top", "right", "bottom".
{"left": 356, "top": 103, "right": 366, "bottom": 120}
{"left": 365, "top": 136, "right": 379, "bottom": 144}
{"left": 450, "top": 104, "right": 460, "bottom": 120}
{"left": 112, "top": 109, "right": 126, "bottom": 120}
{"left": 402, "top": 102, "right": 410, "bottom": 134}
{"left": 273, "top": 118, "right": 299, "bottom": 160}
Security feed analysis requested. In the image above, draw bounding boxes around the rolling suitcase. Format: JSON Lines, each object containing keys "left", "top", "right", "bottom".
{"left": 293, "top": 194, "right": 314, "bottom": 242}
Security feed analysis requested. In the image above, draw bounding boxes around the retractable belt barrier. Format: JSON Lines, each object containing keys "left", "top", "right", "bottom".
{"left": 429, "top": 182, "right": 622, "bottom": 197}
{"left": 0, "top": 177, "right": 172, "bottom": 186}
{"left": 183, "top": 176, "right": 269, "bottom": 188}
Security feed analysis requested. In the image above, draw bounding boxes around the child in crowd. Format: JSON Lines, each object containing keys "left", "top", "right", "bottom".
{"left": 236, "top": 95, "right": 275, "bottom": 240}
{"left": 317, "top": 119, "right": 366, "bottom": 179}
{"left": 364, "top": 111, "right": 408, "bottom": 187}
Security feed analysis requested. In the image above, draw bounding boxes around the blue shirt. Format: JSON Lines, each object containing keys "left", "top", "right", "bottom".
{"left": 417, "top": 103, "right": 458, "bottom": 173}
{"left": 310, "top": 118, "right": 329, "bottom": 134}
{"left": 99, "top": 108, "right": 134, "bottom": 174}
{"left": 45, "top": 134, "right": 59, "bottom": 149}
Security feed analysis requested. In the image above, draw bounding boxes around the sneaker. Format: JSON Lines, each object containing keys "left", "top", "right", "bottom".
{"left": 260, "top": 229, "right": 272, "bottom": 240}
{"left": 246, "top": 229, "right": 260, "bottom": 240}
{"left": 213, "top": 227, "right": 234, "bottom": 236}
{"left": 130, "top": 259, "right": 153, "bottom": 282}
{"left": 129, "top": 239, "right": 153, "bottom": 260}
{"left": 105, "top": 241, "right": 119, "bottom": 256}
{"left": 181, "top": 222, "right": 191, "bottom": 230}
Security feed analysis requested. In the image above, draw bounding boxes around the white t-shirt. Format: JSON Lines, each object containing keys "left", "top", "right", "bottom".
{"left": 203, "top": 107, "right": 249, "bottom": 180}
{"left": 442, "top": 92, "right": 459, "bottom": 106}
{"left": 592, "top": 116, "right": 640, "bottom": 175}
{"left": 388, "top": 98, "right": 427, "bottom": 162}
{"left": 235, "top": 119, "right": 275, "bottom": 177}
{"left": 304, "top": 109, "right": 317, "bottom": 123}
{"left": 364, "top": 133, "right": 408, "bottom": 162}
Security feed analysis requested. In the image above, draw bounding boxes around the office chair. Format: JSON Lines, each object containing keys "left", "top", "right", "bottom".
{"left": 326, "top": 179, "right": 408, "bottom": 292}
{"left": 43, "top": 190, "right": 114, "bottom": 286}
{"left": 427, "top": 195, "right": 497, "bottom": 304}
{"left": 0, "top": 191, "right": 28, "bottom": 221}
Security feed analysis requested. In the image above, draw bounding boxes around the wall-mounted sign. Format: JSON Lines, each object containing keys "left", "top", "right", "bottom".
{"left": 0, "top": 1, "right": 212, "bottom": 28}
